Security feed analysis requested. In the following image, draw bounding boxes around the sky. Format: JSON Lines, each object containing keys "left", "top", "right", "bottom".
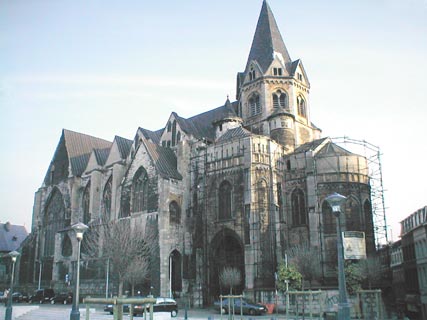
{"left": 0, "top": 0, "right": 426, "bottom": 241}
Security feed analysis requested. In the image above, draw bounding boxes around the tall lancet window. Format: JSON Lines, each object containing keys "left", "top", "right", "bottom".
{"left": 272, "top": 90, "right": 287, "bottom": 109}
{"left": 291, "top": 188, "right": 307, "bottom": 226}
{"left": 102, "top": 176, "right": 112, "bottom": 221}
{"left": 218, "top": 180, "right": 232, "bottom": 220}
{"left": 43, "top": 188, "right": 66, "bottom": 257}
{"left": 133, "top": 167, "right": 149, "bottom": 213}
{"left": 82, "top": 182, "right": 91, "bottom": 224}
{"left": 249, "top": 94, "right": 261, "bottom": 116}
{"left": 297, "top": 95, "right": 307, "bottom": 118}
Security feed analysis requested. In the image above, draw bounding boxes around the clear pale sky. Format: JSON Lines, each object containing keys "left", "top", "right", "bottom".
{"left": 1, "top": 0, "right": 426, "bottom": 241}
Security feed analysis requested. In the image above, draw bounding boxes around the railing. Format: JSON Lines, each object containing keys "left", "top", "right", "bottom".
{"left": 83, "top": 296, "right": 157, "bottom": 320}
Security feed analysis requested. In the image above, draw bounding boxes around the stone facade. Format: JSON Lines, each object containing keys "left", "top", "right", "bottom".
{"left": 21, "top": 0, "right": 377, "bottom": 307}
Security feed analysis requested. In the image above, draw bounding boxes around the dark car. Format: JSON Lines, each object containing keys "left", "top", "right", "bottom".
{"left": 50, "top": 292, "right": 73, "bottom": 304}
{"left": 12, "top": 292, "right": 29, "bottom": 303}
{"left": 214, "top": 298, "right": 267, "bottom": 315}
{"left": 29, "top": 288, "right": 55, "bottom": 304}
{"left": 104, "top": 297, "right": 178, "bottom": 317}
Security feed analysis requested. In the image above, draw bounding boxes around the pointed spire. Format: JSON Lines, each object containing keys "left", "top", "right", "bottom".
{"left": 245, "top": 0, "right": 292, "bottom": 73}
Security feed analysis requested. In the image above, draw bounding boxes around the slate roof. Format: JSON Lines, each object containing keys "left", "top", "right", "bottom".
{"left": 316, "top": 141, "right": 355, "bottom": 156}
{"left": 70, "top": 153, "right": 92, "bottom": 176}
{"left": 217, "top": 126, "right": 252, "bottom": 144}
{"left": 63, "top": 129, "right": 111, "bottom": 158}
{"left": 94, "top": 148, "right": 110, "bottom": 165}
{"left": 61, "top": 129, "right": 112, "bottom": 176}
{"left": 175, "top": 101, "right": 240, "bottom": 141}
{"left": 115, "top": 136, "right": 133, "bottom": 159}
{"left": 294, "top": 137, "right": 328, "bottom": 153}
{"left": 0, "top": 222, "right": 28, "bottom": 252}
{"left": 143, "top": 139, "right": 182, "bottom": 180}
{"left": 138, "top": 128, "right": 163, "bottom": 145}
{"left": 245, "top": 0, "right": 292, "bottom": 74}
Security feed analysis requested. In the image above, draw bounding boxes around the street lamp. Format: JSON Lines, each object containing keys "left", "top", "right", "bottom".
{"left": 5, "top": 250, "right": 20, "bottom": 320}
{"left": 325, "top": 192, "right": 350, "bottom": 320}
{"left": 70, "top": 222, "right": 88, "bottom": 320}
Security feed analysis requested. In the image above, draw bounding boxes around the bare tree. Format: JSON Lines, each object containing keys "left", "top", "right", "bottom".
{"left": 219, "top": 267, "right": 242, "bottom": 294}
{"left": 124, "top": 256, "right": 150, "bottom": 296}
{"left": 288, "top": 243, "right": 322, "bottom": 289}
{"left": 83, "top": 218, "right": 157, "bottom": 298}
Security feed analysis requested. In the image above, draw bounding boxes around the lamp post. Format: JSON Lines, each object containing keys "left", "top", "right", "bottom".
{"left": 70, "top": 222, "right": 88, "bottom": 320}
{"left": 325, "top": 192, "right": 350, "bottom": 320}
{"left": 5, "top": 250, "right": 20, "bottom": 320}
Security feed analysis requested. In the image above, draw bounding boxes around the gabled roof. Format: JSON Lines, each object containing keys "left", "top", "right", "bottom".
{"left": 94, "top": 148, "right": 110, "bottom": 166}
{"left": 0, "top": 222, "right": 28, "bottom": 252}
{"left": 217, "top": 126, "right": 252, "bottom": 143}
{"left": 70, "top": 153, "right": 92, "bottom": 176}
{"left": 245, "top": 0, "right": 292, "bottom": 74}
{"left": 115, "top": 136, "right": 133, "bottom": 159}
{"left": 138, "top": 128, "right": 162, "bottom": 145}
{"left": 289, "top": 59, "right": 311, "bottom": 87}
{"left": 142, "top": 139, "right": 182, "bottom": 180}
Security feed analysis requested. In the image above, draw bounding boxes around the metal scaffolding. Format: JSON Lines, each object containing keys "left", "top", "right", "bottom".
{"left": 331, "top": 136, "right": 389, "bottom": 247}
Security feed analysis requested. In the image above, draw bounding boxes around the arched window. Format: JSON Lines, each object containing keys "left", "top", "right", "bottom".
{"left": 272, "top": 90, "right": 287, "bottom": 109}
{"left": 43, "top": 189, "right": 66, "bottom": 257}
{"left": 297, "top": 95, "right": 306, "bottom": 117}
{"left": 249, "top": 66, "right": 256, "bottom": 81}
{"left": 322, "top": 200, "right": 335, "bottom": 234}
{"left": 133, "top": 167, "right": 148, "bottom": 213}
{"left": 176, "top": 131, "right": 181, "bottom": 143}
{"left": 218, "top": 181, "right": 232, "bottom": 220}
{"left": 291, "top": 188, "right": 307, "bottom": 226}
{"left": 344, "top": 196, "right": 361, "bottom": 231}
{"left": 169, "top": 201, "right": 181, "bottom": 224}
{"left": 61, "top": 234, "right": 72, "bottom": 257}
{"left": 102, "top": 176, "right": 112, "bottom": 221}
{"left": 249, "top": 94, "right": 261, "bottom": 116}
{"left": 82, "top": 182, "right": 91, "bottom": 224}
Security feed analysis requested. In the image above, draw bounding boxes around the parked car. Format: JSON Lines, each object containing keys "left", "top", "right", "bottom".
{"left": 12, "top": 292, "right": 28, "bottom": 303}
{"left": 134, "top": 297, "right": 178, "bottom": 317}
{"left": 214, "top": 298, "right": 267, "bottom": 315}
{"left": 104, "top": 297, "right": 178, "bottom": 317}
{"left": 50, "top": 292, "right": 73, "bottom": 304}
{"left": 29, "top": 288, "right": 55, "bottom": 304}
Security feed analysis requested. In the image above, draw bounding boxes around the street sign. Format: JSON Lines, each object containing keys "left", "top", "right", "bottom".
{"left": 343, "top": 231, "right": 366, "bottom": 259}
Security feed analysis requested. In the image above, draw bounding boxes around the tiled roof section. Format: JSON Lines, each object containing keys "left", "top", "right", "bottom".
{"left": 70, "top": 153, "right": 91, "bottom": 176}
{"left": 316, "top": 141, "right": 355, "bottom": 156}
{"left": 63, "top": 129, "right": 112, "bottom": 158}
{"left": 94, "top": 148, "right": 110, "bottom": 165}
{"left": 143, "top": 139, "right": 182, "bottom": 180}
{"left": 294, "top": 137, "right": 328, "bottom": 153}
{"left": 245, "top": 0, "right": 292, "bottom": 73}
{"left": 217, "top": 126, "right": 252, "bottom": 143}
{"left": 139, "top": 128, "right": 163, "bottom": 144}
{"left": 115, "top": 136, "right": 133, "bottom": 159}
{"left": 0, "top": 222, "right": 28, "bottom": 252}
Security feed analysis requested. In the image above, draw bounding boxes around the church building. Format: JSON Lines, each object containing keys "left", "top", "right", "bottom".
{"left": 22, "top": 1, "right": 376, "bottom": 306}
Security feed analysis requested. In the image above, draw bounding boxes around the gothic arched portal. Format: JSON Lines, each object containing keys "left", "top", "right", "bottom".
{"left": 209, "top": 229, "right": 245, "bottom": 302}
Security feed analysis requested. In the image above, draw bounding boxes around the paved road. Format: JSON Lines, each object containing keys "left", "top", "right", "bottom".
{"left": 0, "top": 304, "right": 327, "bottom": 320}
